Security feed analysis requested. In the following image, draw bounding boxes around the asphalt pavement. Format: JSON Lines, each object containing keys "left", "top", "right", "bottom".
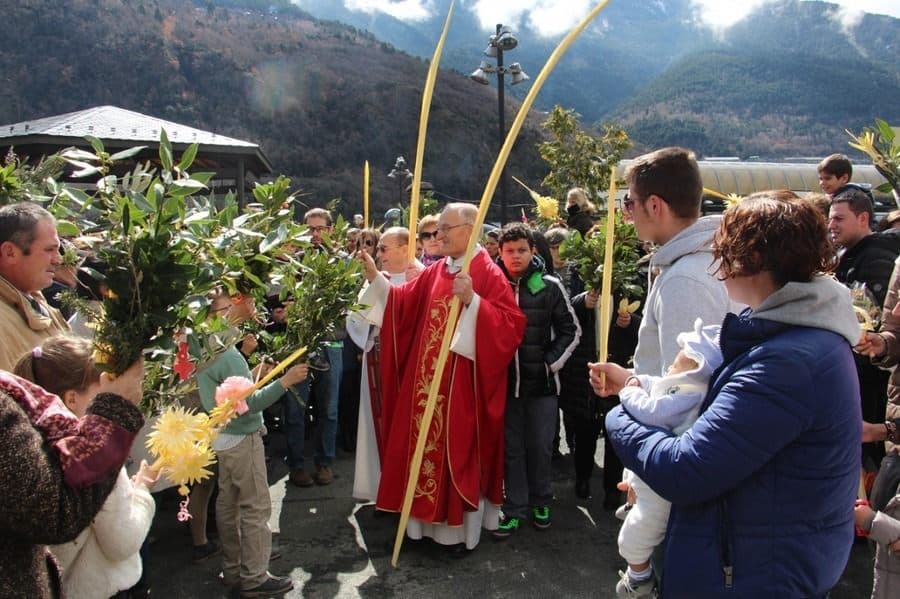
{"left": 142, "top": 429, "right": 876, "bottom": 598}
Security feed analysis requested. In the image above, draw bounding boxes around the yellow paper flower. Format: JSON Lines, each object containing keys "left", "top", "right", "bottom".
{"left": 618, "top": 298, "right": 640, "bottom": 315}
{"left": 724, "top": 193, "right": 744, "bottom": 208}
{"left": 146, "top": 406, "right": 208, "bottom": 459}
{"left": 207, "top": 402, "right": 236, "bottom": 431}
{"left": 847, "top": 130, "right": 879, "bottom": 164}
{"left": 166, "top": 443, "right": 216, "bottom": 496}
{"left": 512, "top": 175, "right": 561, "bottom": 222}
{"left": 535, "top": 195, "right": 560, "bottom": 221}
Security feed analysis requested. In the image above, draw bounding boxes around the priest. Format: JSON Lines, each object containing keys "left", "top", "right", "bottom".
{"left": 355, "top": 203, "right": 525, "bottom": 551}
{"left": 347, "top": 226, "right": 422, "bottom": 502}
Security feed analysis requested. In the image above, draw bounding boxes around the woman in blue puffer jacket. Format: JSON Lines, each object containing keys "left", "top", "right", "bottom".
{"left": 590, "top": 192, "right": 862, "bottom": 597}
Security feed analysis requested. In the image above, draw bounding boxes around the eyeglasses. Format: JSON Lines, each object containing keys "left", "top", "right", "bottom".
{"left": 376, "top": 244, "right": 400, "bottom": 252}
{"left": 307, "top": 225, "right": 330, "bottom": 233}
{"left": 362, "top": 239, "right": 375, "bottom": 247}
{"left": 437, "top": 223, "right": 472, "bottom": 234}
{"left": 419, "top": 230, "right": 438, "bottom": 240}
{"left": 622, "top": 193, "right": 635, "bottom": 213}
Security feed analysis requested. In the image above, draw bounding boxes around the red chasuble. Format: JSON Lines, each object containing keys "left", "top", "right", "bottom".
{"left": 375, "top": 249, "right": 525, "bottom": 526}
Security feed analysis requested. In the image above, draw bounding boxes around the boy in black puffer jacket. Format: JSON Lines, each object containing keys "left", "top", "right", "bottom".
{"left": 492, "top": 223, "right": 581, "bottom": 539}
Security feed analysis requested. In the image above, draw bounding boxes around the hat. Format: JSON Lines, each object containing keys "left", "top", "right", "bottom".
{"left": 543, "top": 227, "right": 569, "bottom": 246}
{"left": 676, "top": 318, "right": 723, "bottom": 378}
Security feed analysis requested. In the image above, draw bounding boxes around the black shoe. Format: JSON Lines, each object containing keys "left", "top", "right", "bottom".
{"left": 240, "top": 575, "right": 293, "bottom": 597}
{"left": 575, "top": 479, "right": 591, "bottom": 499}
{"left": 447, "top": 542, "right": 474, "bottom": 559}
{"left": 192, "top": 540, "right": 221, "bottom": 563}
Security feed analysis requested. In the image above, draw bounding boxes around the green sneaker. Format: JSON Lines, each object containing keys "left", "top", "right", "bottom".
{"left": 492, "top": 515, "right": 521, "bottom": 540}
{"left": 532, "top": 505, "right": 551, "bottom": 530}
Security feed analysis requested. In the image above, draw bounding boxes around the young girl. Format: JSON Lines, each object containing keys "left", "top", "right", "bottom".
{"left": 14, "top": 335, "right": 158, "bottom": 599}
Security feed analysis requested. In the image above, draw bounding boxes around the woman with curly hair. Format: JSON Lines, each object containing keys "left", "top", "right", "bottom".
{"left": 591, "top": 191, "right": 862, "bottom": 596}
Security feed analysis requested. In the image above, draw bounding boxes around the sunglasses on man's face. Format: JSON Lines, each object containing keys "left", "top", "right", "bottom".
{"left": 419, "top": 231, "right": 438, "bottom": 240}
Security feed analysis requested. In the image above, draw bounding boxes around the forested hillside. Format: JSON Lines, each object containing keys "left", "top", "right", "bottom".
{"left": 1, "top": 0, "right": 549, "bottom": 217}
{"left": 614, "top": 1, "right": 900, "bottom": 157}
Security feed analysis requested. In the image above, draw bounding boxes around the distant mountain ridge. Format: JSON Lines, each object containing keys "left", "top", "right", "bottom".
{"left": 3, "top": 0, "right": 900, "bottom": 217}
{"left": 290, "top": 0, "right": 900, "bottom": 158}
{"left": 0, "top": 0, "right": 549, "bottom": 219}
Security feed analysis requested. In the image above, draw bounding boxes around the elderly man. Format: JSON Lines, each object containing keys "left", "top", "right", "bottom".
{"left": 355, "top": 203, "right": 525, "bottom": 553}
{"left": 0, "top": 202, "right": 69, "bottom": 370}
{"left": 347, "top": 226, "right": 422, "bottom": 501}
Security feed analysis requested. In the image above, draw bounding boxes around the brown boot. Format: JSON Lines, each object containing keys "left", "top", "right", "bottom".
{"left": 289, "top": 469, "right": 314, "bottom": 487}
{"left": 314, "top": 465, "right": 333, "bottom": 485}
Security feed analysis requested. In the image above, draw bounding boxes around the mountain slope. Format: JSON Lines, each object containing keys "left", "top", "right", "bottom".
{"left": 0, "top": 0, "right": 549, "bottom": 218}
{"left": 288, "top": 0, "right": 708, "bottom": 123}
{"left": 614, "top": 0, "right": 900, "bottom": 157}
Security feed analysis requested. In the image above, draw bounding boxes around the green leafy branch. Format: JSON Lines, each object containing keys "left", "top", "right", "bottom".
{"left": 60, "top": 130, "right": 219, "bottom": 375}
{"left": 847, "top": 119, "right": 900, "bottom": 201}
{"left": 538, "top": 105, "right": 631, "bottom": 203}
{"left": 264, "top": 236, "right": 364, "bottom": 362}
{"left": 559, "top": 212, "right": 643, "bottom": 300}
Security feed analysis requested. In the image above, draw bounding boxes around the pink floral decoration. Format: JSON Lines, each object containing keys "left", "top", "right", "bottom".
{"left": 215, "top": 376, "right": 253, "bottom": 416}
{"left": 177, "top": 497, "right": 192, "bottom": 522}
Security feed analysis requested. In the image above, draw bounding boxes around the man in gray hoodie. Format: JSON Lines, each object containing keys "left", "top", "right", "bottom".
{"left": 623, "top": 147, "right": 732, "bottom": 377}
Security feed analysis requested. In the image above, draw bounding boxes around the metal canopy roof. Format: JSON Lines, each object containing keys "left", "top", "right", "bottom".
{"left": 0, "top": 105, "right": 272, "bottom": 175}
{"left": 619, "top": 159, "right": 888, "bottom": 197}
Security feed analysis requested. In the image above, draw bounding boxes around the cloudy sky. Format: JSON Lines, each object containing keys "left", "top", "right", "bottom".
{"left": 337, "top": 0, "right": 900, "bottom": 36}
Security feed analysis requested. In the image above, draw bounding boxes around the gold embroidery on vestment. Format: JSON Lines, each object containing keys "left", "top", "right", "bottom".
{"left": 412, "top": 295, "right": 451, "bottom": 503}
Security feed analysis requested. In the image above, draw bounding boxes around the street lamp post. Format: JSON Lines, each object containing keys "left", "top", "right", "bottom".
{"left": 470, "top": 24, "right": 529, "bottom": 225}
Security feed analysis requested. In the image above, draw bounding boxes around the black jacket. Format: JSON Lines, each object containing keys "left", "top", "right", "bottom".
{"left": 498, "top": 258, "right": 580, "bottom": 398}
{"left": 558, "top": 269, "right": 640, "bottom": 421}
{"left": 566, "top": 205, "right": 595, "bottom": 238}
{"left": 835, "top": 228, "right": 900, "bottom": 306}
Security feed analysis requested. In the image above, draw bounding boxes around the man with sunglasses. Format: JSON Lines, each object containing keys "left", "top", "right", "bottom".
{"left": 606, "top": 147, "right": 732, "bottom": 595}
{"left": 347, "top": 227, "right": 423, "bottom": 502}
{"left": 621, "top": 147, "right": 732, "bottom": 380}
{"left": 354, "top": 203, "right": 525, "bottom": 554}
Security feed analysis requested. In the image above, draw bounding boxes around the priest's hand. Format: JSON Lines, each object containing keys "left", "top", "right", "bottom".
{"left": 355, "top": 249, "right": 378, "bottom": 282}
{"left": 453, "top": 273, "right": 474, "bottom": 306}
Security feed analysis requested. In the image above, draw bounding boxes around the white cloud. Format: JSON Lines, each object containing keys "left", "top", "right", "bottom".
{"left": 343, "top": 0, "right": 434, "bottom": 22}
{"left": 329, "top": 0, "right": 900, "bottom": 33}
{"left": 690, "top": 0, "right": 900, "bottom": 29}
{"left": 827, "top": 5, "right": 868, "bottom": 57}
{"left": 470, "top": 0, "right": 595, "bottom": 37}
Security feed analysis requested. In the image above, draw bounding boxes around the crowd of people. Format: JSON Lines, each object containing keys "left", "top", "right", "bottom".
{"left": 1, "top": 146, "right": 898, "bottom": 598}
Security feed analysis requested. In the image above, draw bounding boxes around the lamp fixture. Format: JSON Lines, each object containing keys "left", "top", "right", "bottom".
{"left": 508, "top": 63, "right": 530, "bottom": 85}
{"left": 495, "top": 25, "right": 518, "bottom": 51}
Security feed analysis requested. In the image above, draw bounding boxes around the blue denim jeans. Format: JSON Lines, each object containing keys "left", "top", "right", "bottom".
{"left": 283, "top": 343, "right": 342, "bottom": 470}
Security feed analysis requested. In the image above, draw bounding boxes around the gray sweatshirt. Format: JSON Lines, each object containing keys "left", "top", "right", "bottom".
{"left": 633, "top": 216, "right": 733, "bottom": 376}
